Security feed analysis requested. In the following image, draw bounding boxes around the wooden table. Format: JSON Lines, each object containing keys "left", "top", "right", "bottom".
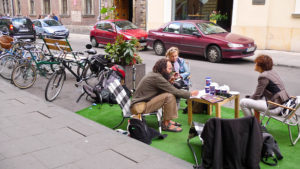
{"left": 187, "top": 94, "right": 240, "bottom": 125}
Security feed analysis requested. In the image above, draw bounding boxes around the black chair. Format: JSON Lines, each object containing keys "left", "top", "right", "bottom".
{"left": 188, "top": 116, "right": 262, "bottom": 169}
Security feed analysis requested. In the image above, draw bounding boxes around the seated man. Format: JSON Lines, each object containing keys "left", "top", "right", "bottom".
{"left": 130, "top": 58, "right": 199, "bottom": 132}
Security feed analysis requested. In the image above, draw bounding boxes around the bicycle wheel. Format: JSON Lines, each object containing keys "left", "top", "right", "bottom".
{"left": 0, "top": 55, "right": 18, "bottom": 80}
{"left": 45, "top": 69, "right": 66, "bottom": 102}
{"left": 82, "top": 63, "right": 99, "bottom": 86}
{"left": 11, "top": 64, "right": 37, "bottom": 89}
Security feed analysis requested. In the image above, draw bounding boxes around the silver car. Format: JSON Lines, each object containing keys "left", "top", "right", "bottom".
{"left": 33, "top": 19, "right": 69, "bottom": 38}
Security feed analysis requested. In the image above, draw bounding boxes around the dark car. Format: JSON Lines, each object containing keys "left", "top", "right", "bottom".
{"left": 147, "top": 20, "right": 256, "bottom": 63}
{"left": 0, "top": 17, "right": 36, "bottom": 41}
{"left": 90, "top": 19, "right": 147, "bottom": 49}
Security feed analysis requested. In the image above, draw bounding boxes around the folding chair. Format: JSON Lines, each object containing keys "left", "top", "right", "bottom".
{"left": 261, "top": 96, "right": 300, "bottom": 146}
{"left": 108, "top": 79, "right": 163, "bottom": 133}
{"left": 187, "top": 117, "right": 262, "bottom": 169}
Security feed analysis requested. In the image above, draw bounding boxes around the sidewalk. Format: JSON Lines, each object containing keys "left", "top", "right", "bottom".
{"left": 244, "top": 49, "right": 300, "bottom": 68}
{"left": 0, "top": 80, "right": 192, "bottom": 169}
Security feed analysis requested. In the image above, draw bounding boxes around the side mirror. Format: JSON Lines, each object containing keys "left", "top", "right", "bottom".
{"left": 192, "top": 32, "right": 201, "bottom": 37}
{"left": 86, "top": 44, "right": 92, "bottom": 49}
{"left": 107, "top": 29, "right": 115, "bottom": 32}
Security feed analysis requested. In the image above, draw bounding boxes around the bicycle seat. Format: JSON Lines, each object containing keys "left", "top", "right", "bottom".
{"left": 86, "top": 49, "right": 97, "bottom": 55}
{"left": 23, "top": 45, "right": 35, "bottom": 50}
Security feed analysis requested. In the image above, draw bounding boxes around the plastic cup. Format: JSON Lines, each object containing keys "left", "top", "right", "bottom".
{"left": 210, "top": 85, "right": 215, "bottom": 95}
{"left": 205, "top": 77, "right": 211, "bottom": 86}
{"left": 205, "top": 86, "right": 210, "bottom": 94}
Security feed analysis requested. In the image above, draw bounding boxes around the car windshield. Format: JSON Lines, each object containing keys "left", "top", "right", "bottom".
{"left": 43, "top": 20, "right": 61, "bottom": 27}
{"left": 114, "top": 20, "right": 138, "bottom": 30}
{"left": 196, "top": 22, "right": 227, "bottom": 35}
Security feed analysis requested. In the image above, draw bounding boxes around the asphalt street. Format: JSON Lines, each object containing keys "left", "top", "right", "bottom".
{"left": 1, "top": 33, "right": 300, "bottom": 112}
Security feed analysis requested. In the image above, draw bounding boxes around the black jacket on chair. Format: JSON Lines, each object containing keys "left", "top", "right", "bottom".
{"left": 200, "top": 116, "right": 263, "bottom": 169}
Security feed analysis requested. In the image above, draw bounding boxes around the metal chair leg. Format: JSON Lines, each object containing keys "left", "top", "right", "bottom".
{"left": 113, "top": 118, "right": 126, "bottom": 129}
{"left": 289, "top": 124, "right": 300, "bottom": 146}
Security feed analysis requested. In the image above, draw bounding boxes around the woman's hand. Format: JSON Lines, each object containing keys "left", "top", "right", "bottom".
{"left": 190, "top": 90, "right": 199, "bottom": 97}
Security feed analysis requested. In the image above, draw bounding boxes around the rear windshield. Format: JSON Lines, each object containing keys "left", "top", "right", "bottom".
{"left": 12, "top": 18, "right": 32, "bottom": 28}
{"left": 0, "top": 19, "right": 10, "bottom": 26}
{"left": 43, "top": 20, "right": 61, "bottom": 27}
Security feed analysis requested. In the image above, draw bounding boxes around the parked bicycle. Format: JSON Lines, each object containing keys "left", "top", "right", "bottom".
{"left": 44, "top": 43, "right": 103, "bottom": 102}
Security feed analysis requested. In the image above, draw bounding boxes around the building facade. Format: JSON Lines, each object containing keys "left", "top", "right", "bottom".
{"left": 1, "top": 0, "right": 300, "bottom": 52}
{"left": 0, "top": 0, "right": 147, "bottom": 34}
{"left": 147, "top": 0, "right": 300, "bottom": 52}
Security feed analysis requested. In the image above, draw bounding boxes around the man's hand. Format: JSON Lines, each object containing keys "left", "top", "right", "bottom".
{"left": 190, "top": 90, "right": 199, "bottom": 97}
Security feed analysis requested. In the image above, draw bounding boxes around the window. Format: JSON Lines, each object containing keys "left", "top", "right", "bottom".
{"left": 17, "top": 0, "right": 21, "bottom": 15}
{"left": 30, "top": 0, "right": 35, "bottom": 15}
{"left": 62, "top": 0, "right": 68, "bottom": 15}
{"left": 85, "top": 0, "right": 92, "bottom": 15}
{"left": 293, "top": 0, "right": 300, "bottom": 17}
{"left": 44, "top": 0, "right": 51, "bottom": 15}
{"left": 97, "top": 23, "right": 112, "bottom": 31}
{"left": 182, "top": 23, "right": 198, "bottom": 35}
{"left": 163, "top": 22, "right": 181, "bottom": 34}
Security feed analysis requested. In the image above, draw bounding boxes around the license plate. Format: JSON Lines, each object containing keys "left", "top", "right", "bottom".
{"left": 19, "top": 28, "right": 29, "bottom": 32}
{"left": 140, "top": 42, "right": 147, "bottom": 46}
{"left": 246, "top": 47, "right": 255, "bottom": 52}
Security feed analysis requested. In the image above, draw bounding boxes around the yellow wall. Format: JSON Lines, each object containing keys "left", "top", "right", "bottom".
{"left": 147, "top": 0, "right": 167, "bottom": 31}
{"left": 232, "top": 0, "right": 300, "bottom": 52}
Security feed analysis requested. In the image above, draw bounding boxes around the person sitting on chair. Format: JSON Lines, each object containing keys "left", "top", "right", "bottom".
{"left": 166, "top": 47, "right": 190, "bottom": 88}
{"left": 130, "top": 58, "right": 199, "bottom": 132}
{"left": 240, "top": 55, "right": 289, "bottom": 116}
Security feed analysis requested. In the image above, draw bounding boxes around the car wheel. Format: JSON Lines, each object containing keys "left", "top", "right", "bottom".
{"left": 207, "top": 45, "right": 222, "bottom": 63}
{"left": 154, "top": 41, "right": 165, "bottom": 56}
{"left": 31, "top": 36, "right": 36, "bottom": 42}
{"left": 91, "top": 37, "right": 98, "bottom": 47}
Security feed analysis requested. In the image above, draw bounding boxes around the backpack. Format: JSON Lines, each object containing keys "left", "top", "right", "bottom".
{"left": 128, "top": 118, "right": 167, "bottom": 144}
{"left": 89, "top": 54, "right": 108, "bottom": 73}
{"left": 261, "top": 126, "right": 283, "bottom": 166}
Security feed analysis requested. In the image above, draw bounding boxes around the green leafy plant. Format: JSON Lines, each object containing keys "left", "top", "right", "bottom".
{"left": 104, "top": 35, "right": 143, "bottom": 66}
{"left": 100, "top": 7, "right": 117, "bottom": 20}
{"left": 209, "top": 11, "right": 228, "bottom": 21}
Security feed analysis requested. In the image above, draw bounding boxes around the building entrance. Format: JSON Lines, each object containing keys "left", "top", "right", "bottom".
{"left": 174, "top": 0, "right": 233, "bottom": 31}
{"left": 114, "top": 0, "right": 133, "bottom": 21}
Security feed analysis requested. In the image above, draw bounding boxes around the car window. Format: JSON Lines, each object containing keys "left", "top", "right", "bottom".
{"left": 102, "top": 23, "right": 113, "bottom": 31}
{"left": 196, "top": 22, "right": 227, "bottom": 35}
{"left": 43, "top": 20, "right": 61, "bottom": 27}
{"left": 96, "top": 23, "right": 103, "bottom": 29}
{"left": 33, "top": 21, "right": 41, "bottom": 27}
{"left": 12, "top": 18, "right": 31, "bottom": 28}
{"left": 181, "top": 23, "right": 198, "bottom": 35}
{"left": 114, "top": 20, "right": 138, "bottom": 30}
{"left": 163, "top": 22, "right": 181, "bottom": 34}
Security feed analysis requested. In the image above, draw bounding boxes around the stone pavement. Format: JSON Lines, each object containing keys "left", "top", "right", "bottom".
{"left": 0, "top": 80, "right": 192, "bottom": 169}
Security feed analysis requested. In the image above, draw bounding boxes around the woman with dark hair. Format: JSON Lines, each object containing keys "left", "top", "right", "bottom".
{"left": 240, "top": 55, "right": 289, "bottom": 116}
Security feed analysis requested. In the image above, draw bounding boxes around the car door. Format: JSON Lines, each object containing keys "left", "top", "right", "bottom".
{"left": 179, "top": 23, "right": 205, "bottom": 55}
{"left": 94, "top": 22, "right": 105, "bottom": 44}
{"left": 33, "top": 21, "right": 42, "bottom": 35}
{"left": 101, "top": 22, "right": 117, "bottom": 44}
{"left": 161, "top": 22, "right": 182, "bottom": 50}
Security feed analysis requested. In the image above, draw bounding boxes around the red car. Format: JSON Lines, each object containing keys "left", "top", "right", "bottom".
{"left": 90, "top": 19, "right": 147, "bottom": 48}
{"left": 147, "top": 20, "right": 256, "bottom": 62}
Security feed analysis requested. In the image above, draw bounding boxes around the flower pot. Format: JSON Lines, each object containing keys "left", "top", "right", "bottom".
{"left": 124, "top": 64, "right": 145, "bottom": 91}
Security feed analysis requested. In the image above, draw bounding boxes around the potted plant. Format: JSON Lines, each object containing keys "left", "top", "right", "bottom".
{"left": 104, "top": 34, "right": 145, "bottom": 91}
{"left": 100, "top": 5, "right": 145, "bottom": 91}
{"left": 209, "top": 10, "right": 228, "bottom": 26}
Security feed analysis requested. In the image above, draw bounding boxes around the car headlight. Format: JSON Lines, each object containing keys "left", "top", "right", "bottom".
{"left": 123, "top": 34, "right": 133, "bottom": 39}
{"left": 228, "top": 43, "right": 243, "bottom": 48}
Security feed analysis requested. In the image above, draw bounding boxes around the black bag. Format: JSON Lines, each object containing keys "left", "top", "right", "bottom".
{"left": 90, "top": 54, "right": 108, "bottom": 73}
{"left": 173, "top": 78, "right": 186, "bottom": 89}
{"left": 128, "top": 118, "right": 167, "bottom": 144}
{"left": 261, "top": 126, "right": 283, "bottom": 166}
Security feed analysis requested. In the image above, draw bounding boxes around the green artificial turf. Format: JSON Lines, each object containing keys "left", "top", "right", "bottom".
{"left": 76, "top": 101, "right": 299, "bottom": 169}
